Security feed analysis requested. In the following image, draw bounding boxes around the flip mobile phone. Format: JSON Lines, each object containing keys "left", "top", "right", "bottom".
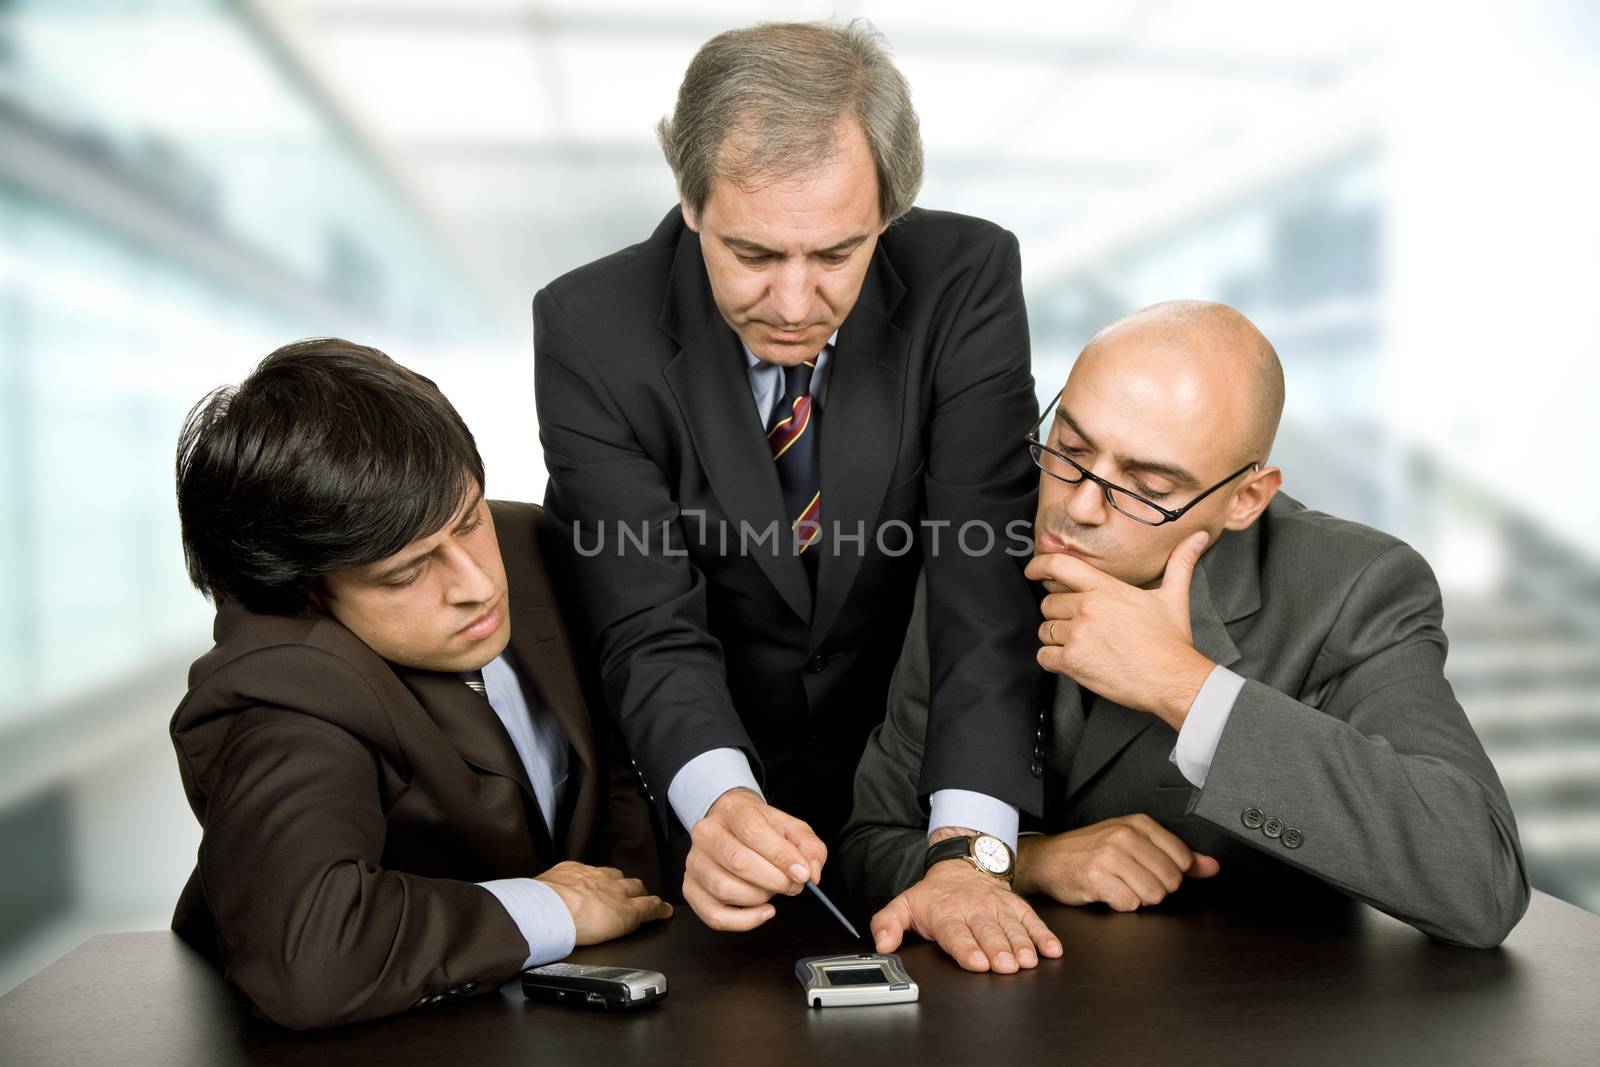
{"left": 520, "top": 962, "right": 667, "bottom": 1012}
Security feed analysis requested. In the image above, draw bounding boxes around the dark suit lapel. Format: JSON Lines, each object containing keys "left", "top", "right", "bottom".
{"left": 659, "top": 223, "right": 812, "bottom": 621}
{"left": 1061, "top": 525, "right": 1255, "bottom": 800}
{"left": 504, "top": 587, "right": 597, "bottom": 856}
{"left": 504, "top": 579, "right": 597, "bottom": 778}
{"left": 395, "top": 668, "right": 542, "bottom": 815}
{"left": 493, "top": 499, "right": 601, "bottom": 857}
{"left": 811, "top": 247, "right": 910, "bottom": 645}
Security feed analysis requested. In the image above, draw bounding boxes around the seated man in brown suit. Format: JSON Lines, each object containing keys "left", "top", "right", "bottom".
{"left": 170, "top": 339, "right": 671, "bottom": 1030}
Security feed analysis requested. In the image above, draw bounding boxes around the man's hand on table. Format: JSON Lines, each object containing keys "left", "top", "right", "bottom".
{"left": 683, "top": 787, "right": 828, "bottom": 931}
{"left": 870, "top": 830, "right": 1063, "bottom": 974}
{"left": 536, "top": 861, "right": 675, "bottom": 945}
{"left": 1015, "top": 815, "right": 1220, "bottom": 911}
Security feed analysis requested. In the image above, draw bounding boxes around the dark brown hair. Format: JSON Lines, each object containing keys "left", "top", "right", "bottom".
{"left": 176, "top": 338, "right": 484, "bottom": 616}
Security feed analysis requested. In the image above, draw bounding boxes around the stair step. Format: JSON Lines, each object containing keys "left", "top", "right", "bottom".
{"left": 1461, "top": 686, "right": 1600, "bottom": 728}
{"left": 1445, "top": 642, "right": 1600, "bottom": 686}
{"left": 1517, "top": 812, "right": 1600, "bottom": 858}
{"left": 1490, "top": 748, "right": 1600, "bottom": 793}
{"left": 1442, "top": 598, "right": 1571, "bottom": 642}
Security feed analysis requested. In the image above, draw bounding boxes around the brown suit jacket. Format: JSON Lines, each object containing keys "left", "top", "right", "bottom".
{"left": 170, "top": 501, "right": 659, "bottom": 1030}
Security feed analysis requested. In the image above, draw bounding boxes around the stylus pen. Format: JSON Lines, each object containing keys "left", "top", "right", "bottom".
{"left": 805, "top": 881, "right": 863, "bottom": 941}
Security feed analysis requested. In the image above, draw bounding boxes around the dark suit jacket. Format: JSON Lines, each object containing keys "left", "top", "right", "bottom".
{"left": 169, "top": 501, "right": 658, "bottom": 1030}
{"left": 839, "top": 494, "right": 1531, "bottom": 948}
{"left": 534, "top": 206, "right": 1041, "bottom": 844}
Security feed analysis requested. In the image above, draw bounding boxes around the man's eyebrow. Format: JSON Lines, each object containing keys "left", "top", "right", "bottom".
{"left": 368, "top": 489, "right": 485, "bottom": 582}
{"left": 454, "top": 488, "right": 486, "bottom": 528}
{"left": 721, "top": 233, "right": 870, "bottom": 256}
{"left": 1055, "top": 407, "right": 1202, "bottom": 490}
{"left": 1055, "top": 407, "right": 1098, "bottom": 451}
{"left": 1123, "top": 457, "right": 1202, "bottom": 491}
{"left": 369, "top": 548, "right": 431, "bottom": 584}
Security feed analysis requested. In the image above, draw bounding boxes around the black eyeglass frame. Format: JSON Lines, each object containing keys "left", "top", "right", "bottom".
{"left": 1024, "top": 388, "right": 1261, "bottom": 527}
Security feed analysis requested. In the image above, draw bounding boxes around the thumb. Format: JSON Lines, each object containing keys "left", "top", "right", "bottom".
{"left": 1161, "top": 530, "right": 1210, "bottom": 603}
{"left": 638, "top": 895, "right": 675, "bottom": 922}
{"left": 1186, "top": 853, "right": 1221, "bottom": 879}
{"left": 871, "top": 895, "right": 912, "bottom": 952}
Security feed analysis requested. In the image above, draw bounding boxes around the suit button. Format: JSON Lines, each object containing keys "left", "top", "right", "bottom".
{"left": 1030, "top": 760, "right": 1043, "bottom": 779}
{"left": 1282, "top": 827, "right": 1303, "bottom": 849}
{"left": 805, "top": 655, "right": 829, "bottom": 673}
{"left": 1032, "top": 744, "right": 1044, "bottom": 761}
{"left": 1242, "top": 807, "right": 1264, "bottom": 830}
{"left": 1262, "top": 816, "right": 1283, "bottom": 839}
{"left": 462, "top": 982, "right": 478, "bottom": 993}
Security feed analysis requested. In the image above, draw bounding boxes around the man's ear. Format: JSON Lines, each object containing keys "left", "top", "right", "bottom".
{"left": 680, "top": 200, "right": 700, "bottom": 233}
{"left": 1223, "top": 466, "right": 1282, "bottom": 531}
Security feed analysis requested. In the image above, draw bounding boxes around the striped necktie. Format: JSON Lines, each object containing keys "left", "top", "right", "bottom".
{"left": 767, "top": 359, "right": 822, "bottom": 576}
{"left": 460, "top": 670, "right": 487, "bottom": 696}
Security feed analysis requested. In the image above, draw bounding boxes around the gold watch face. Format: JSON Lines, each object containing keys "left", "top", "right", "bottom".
{"left": 972, "top": 835, "right": 1011, "bottom": 875}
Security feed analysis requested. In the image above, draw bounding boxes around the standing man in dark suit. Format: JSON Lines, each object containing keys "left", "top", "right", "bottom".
{"left": 839, "top": 301, "right": 1530, "bottom": 969}
{"left": 535, "top": 21, "right": 1044, "bottom": 933}
{"left": 170, "top": 340, "right": 670, "bottom": 1030}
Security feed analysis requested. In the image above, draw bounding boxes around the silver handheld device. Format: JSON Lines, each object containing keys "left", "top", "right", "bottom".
{"left": 795, "top": 952, "right": 919, "bottom": 1008}
{"left": 520, "top": 962, "right": 667, "bottom": 1012}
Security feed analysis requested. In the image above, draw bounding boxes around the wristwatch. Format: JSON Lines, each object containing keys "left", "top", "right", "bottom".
{"left": 924, "top": 833, "right": 1015, "bottom": 884}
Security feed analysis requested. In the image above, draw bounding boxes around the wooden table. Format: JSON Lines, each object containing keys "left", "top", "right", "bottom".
{"left": 3, "top": 885, "right": 1597, "bottom": 1065}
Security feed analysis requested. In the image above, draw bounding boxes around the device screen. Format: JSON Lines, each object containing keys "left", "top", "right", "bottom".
{"left": 824, "top": 967, "right": 890, "bottom": 987}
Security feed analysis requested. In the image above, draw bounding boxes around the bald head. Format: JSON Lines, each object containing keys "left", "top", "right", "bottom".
{"left": 1077, "top": 300, "right": 1284, "bottom": 465}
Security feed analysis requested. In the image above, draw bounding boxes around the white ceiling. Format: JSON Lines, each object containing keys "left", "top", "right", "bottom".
{"left": 251, "top": 0, "right": 1384, "bottom": 324}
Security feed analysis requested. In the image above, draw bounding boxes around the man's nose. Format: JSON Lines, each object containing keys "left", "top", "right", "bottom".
{"left": 1064, "top": 476, "right": 1109, "bottom": 526}
{"left": 443, "top": 547, "right": 497, "bottom": 604}
{"left": 770, "top": 260, "right": 816, "bottom": 326}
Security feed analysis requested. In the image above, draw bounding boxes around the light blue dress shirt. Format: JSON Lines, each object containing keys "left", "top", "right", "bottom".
{"left": 472, "top": 652, "right": 577, "bottom": 969}
{"left": 1169, "top": 664, "right": 1248, "bottom": 787}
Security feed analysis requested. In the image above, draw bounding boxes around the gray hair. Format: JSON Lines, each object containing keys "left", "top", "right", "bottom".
{"left": 657, "top": 20, "right": 924, "bottom": 225}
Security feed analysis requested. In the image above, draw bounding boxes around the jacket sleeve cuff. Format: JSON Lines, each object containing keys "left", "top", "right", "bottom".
{"left": 667, "top": 747, "right": 764, "bottom": 830}
{"left": 1169, "top": 665, "right": 1247, "bottom": 787}
{"left": 928, "top": 789, "right": 1020, "bottom": 853}
{"left": 477, "top": 878, "right": 577, "bottom": 969}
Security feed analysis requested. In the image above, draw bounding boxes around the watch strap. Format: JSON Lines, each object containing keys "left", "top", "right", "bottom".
{"left": 924, "top": 835, "right": 976, "bottom": 874}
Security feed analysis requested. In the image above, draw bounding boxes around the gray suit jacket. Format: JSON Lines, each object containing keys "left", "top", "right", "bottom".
{"left": 837, "top": 494, "right": 1530, "bottom": 948}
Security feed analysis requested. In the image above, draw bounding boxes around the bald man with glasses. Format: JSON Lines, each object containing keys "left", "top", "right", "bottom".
{"left": 838, "top": 300, "right": 1529, "bottom": 972}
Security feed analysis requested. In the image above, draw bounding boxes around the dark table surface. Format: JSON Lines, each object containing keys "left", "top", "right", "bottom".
{"left": 3, "top": 885, "right": 1598, "bottom": 1066}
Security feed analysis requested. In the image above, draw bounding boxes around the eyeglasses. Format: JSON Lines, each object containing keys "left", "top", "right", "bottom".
{"left": 1024, "top": 388, "right": 1259, "bottom": 527}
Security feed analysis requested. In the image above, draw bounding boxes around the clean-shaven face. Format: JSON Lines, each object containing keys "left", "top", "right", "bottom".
{"left": 320, "top": 488, "right": 510, "bottom": 672}
{"left": 686, "top": 119, "right": 886, "bottom": 365}
{"left": 1032, "top": 335, "right": 1253, "bottom": 588}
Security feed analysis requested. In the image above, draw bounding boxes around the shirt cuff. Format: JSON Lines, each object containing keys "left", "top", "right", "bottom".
{"left": 928, "top": 790, "right": 1020, "bottom": 853}
{"left": 478, "top": 877, "right": 576, "bottom": 970}
{"left": 666, "top": 747, "right": 763, "bottom": 830}
{"left": 1169, "top": 665, "right": 1247, "bottom": 788}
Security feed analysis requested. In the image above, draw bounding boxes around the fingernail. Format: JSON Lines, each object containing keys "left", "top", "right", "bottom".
{"left": 998, "top": 952, "right": 1015, "bottom": 968}
{"left": 789, "top": 864, "right": 811, "bottom": 884}
{"left": 812, "top": 861, "right": 823, "bottom": 883}
{"left": 875, "top": 932, "right": 890, "bottom": 948}
{"left": 763, "top": 906, "right": 775, "bottom": 920}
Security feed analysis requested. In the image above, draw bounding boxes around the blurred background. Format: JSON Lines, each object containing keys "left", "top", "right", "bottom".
{"left": 2, "top": 0, "right": 1597, "bottom": 992}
